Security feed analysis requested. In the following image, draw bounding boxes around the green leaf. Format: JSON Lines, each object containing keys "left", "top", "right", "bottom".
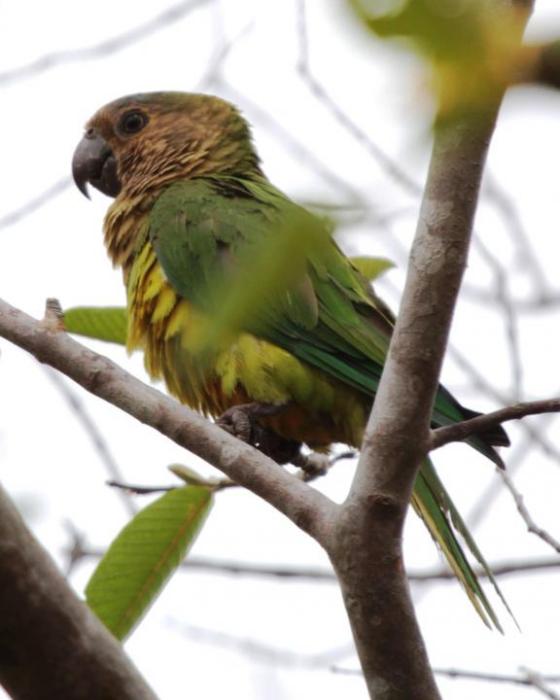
{"left": 168, "top": 464, "right": 223, "bottom": 488}
{"left": 168, "top": 464, "right": 210, "bottom": 486}
{"left": 64, "top": 306, "right": 127, "bottom": 345}
{"left": 349, "top": 256, "right": 394, "bottom": 282}
{"left": 86, "top": 486, "right": 212, "bottom": 640}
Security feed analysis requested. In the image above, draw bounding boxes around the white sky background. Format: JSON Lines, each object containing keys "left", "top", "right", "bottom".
{"left": 1, "top": 1, "right": 560, "bottom": 698}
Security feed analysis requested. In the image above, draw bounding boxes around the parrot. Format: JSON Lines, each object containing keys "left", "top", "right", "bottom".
{"left": 72, "top": 92, "right": 510, "bottom": 628}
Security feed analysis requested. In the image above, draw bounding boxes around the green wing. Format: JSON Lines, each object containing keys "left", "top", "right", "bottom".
{"left": 149, "top": 174, "right": 510, "bottom": 628}
{"left": 150, "top": 176, "right": 506, "bottom": 454}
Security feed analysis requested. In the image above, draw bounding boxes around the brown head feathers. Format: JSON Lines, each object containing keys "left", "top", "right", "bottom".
{"left": 84, "top": 92, "right": 262, "bottom": 197}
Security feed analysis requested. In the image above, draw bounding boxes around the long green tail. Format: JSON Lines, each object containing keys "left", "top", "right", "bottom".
{"left": 413, "top": 459, "right": 514, "bottom": 631}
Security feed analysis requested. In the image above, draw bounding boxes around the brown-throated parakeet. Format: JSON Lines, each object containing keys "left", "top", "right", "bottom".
{"left": 72, "top": 92, "right": 510, "bottom": 628}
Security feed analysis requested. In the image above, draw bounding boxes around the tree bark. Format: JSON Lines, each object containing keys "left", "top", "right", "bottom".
{"left": 0, "top": 299, "right": 336, "bottom": 546}
{"left": 0, "top": 483, "right": 157, "bottom": 700}
{"left": 326, "top": 105, "right": 505, "bottom": 699}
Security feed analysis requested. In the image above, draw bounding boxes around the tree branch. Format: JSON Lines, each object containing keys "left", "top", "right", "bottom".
{"left": 411, "top": 556, "right": 560, "bottom": 582}
{"left": 0, "top": 176, "right": 71, "bottom": 230}
{"left": 430, "top": 398, "right": 560, "bottom": 451}
{"left": 0, "top": 0, "right": 213, "bottom": 86}
{"left": 500, "top": 471, "right": 560, "bottom": 554}
{"left": 296, "top": 0, "right": 422, "bottom": 198}
{"left": 327, "top": 68, "right": 509, "bottom": 700}
{"left": 521, "top": 668, "right": 560, "bottom": 700}
{"left": 0, "top": 298, "right": 337, "bottom": 545}
{"left": 167, "top": 620, "right": 352, "bottom": 668}
{"left": 0, "top": 483, "right": 156, "bottom": 700}
{"left": 334, "top": 665, "right": 560, "bottom": 690}
{"left": 434, "top": 666, "right": 560, "bottom": 688}
{"left": 45, "top": 368, "right": 137, "bottom": 517}
{"left": 65, "top": 538, "right": 560, "bottom": 583}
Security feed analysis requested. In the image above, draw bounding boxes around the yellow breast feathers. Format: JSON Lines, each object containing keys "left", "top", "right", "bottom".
{"left": 127, "top": 242, "right": 368, "bottom": 447}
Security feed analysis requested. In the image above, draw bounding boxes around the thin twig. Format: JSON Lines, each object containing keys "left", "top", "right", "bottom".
{"left": 64, "top": 539, "right": 560, "bottom": 582}
{"left": 430, "top": 398, "right": 560, "bottom": 451}
{"left": 471, "top": 236, "right": 523, "bottom": 399}
{"left": 0, "top": 177, "right": 71, "bottom": 231}
{"left": 106, "top": 480, "right": 176, "bottom": 496}
{"left": 167, "top": 616, "right": 560, "bottom": 698}
{"left": 296, "top": 0, "right": 422, "bottom": 197}
{"left": 332, "top": 665, "right": 560, "bottom": 688}
{"left": 448, "top": 345, "right": 560, "bottom": 464}
{"left": 196, "top": 16, "right": 253, "bottom": 90}
{"left": 500, "top": 471, "right": 560, "bottom": 554}
{"left": 521, "top": 668, "right": 560, "bottom": 700}
{"left": 216, "top": 78, "right": 367, "bottom": 208}
{"left": 167, "top": 619, "right": 354, "bottom": 668}
{"left": 411, "top": 556, "right": 560, "bottom": 581}
{"left": 45, "top": 368, "right": 137, "bottom": 517}
{"left": 106, "top": 475, "right": 236, "bottom": 495}
{"left": 0, "top": 0, "right": 213, "bottom": 86}
{"left": 463, "top": 286, "right": 560, "bottom": 312}
{"left": 0, "top": 5, "right": 242, "bottom": 236}
{"left": 467, "top": 411, "right": 559, "bottom": 528}
{"left": 485, "top": 173, "right": 549, "bottom": 295}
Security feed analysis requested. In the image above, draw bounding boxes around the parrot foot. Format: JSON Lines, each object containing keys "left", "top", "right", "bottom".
{"left": 216, "top": 402, "right": 301, "bottom": 464}
{"left": 293, "top": 449, "right": 357, "bottom": 482}
{"left": 292, "top": 452, "right": 330, "bottom": 480}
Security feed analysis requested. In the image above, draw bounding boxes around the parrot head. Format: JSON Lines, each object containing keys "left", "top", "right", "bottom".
{"left": 72, "top": 92, "right": 261, "bottom": 199}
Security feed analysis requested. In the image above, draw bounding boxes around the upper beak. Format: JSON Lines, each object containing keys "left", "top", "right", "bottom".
{"left": 72, "top": 130, "right": 121, "bottom": 199}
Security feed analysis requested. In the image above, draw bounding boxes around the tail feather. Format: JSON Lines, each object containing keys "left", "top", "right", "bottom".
{"left": 460, "top": 406, "right": 511, "bottom": 448}
{"left": 413, "top": 459, "right": 516, "bottom": 631}
{"left": 433, "top": 385, "right": 510, "bottom": 455}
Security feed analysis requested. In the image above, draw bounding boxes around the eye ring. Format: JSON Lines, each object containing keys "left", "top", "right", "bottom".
{"left": 117, "top": 110, "right": 148, "bottom": 136}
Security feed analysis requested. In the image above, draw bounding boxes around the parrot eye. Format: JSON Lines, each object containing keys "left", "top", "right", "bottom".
{"left": 117, "top": 110, "right": 148, "bottom": 136}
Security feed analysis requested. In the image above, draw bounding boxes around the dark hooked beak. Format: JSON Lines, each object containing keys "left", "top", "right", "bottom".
{"left": 72, "top": 130, "right": 121, "bottom": 199}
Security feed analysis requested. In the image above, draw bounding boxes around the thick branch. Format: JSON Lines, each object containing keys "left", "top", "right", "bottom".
{"left": 430, "top": 398, "right": 560, "bottom": 451}
{"left": 328, "top": 87, "right": 507, "bottom": 700}
{"left": 0, "top": 483, "right": 156, "bottom": 700}
{"left": 0, "top": 299, "right": 336, "bottom": 544}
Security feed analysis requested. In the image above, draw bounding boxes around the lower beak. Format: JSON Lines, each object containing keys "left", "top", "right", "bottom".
{"left": 72, "top": 131, "right": 121, "bottom": 199}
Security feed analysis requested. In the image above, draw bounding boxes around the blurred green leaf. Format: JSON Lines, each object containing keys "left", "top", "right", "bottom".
{"left": 349, "top": 0, "right": 527, "bottom": 118}
{"left": 63, "top": 256, "right": 393, "bottom": 356}
{"left": 64, "top": 306, "right": 127, "bottom": 345}
{"left": 194, "top": 208, "right": 329, "bottom": 358}
{"left": 350, "top": 256, "right": 394, "bottom": 281}
{"left": 352, "top": 0, "right": 489, "bottom": 59}
{"left": 86, "top": 486, "right": 212, "bottom": 640}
